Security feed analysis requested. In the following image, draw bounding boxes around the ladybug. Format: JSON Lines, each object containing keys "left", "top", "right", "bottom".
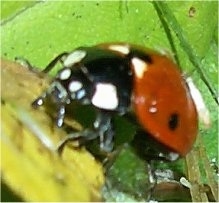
{"left": 32, "top": 43, "right": 198, "bottom": 159}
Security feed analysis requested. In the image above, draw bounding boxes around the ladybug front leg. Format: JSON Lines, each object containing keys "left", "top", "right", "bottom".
{"left": 32, "top": 90, "right": 67, "bottom": 127}
{"left": 32, "top": 81, "right": 70, "bottom": 127}
{"left": 15, "top": 52, "right": 68, "bottom": 74}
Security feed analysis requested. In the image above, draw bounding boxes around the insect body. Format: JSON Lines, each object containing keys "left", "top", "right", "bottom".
{"left": 32, "top": 43, "right": 198, "bottom": 158}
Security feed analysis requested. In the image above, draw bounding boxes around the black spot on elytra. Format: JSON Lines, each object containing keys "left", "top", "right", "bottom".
{"left": 168, "top": 113, "right": 179, "bottom": 130}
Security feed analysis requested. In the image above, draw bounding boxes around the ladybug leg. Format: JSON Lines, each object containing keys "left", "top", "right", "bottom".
{"left": 42, "top": 52, "right": 68, "bottom": 73}
{"left": 93, "top": 111, "right": 114, "bottom": 152}
{"left": 55, "top": 104, "right": 66, "bottom": 127}
{"left": 15, "top": 56, "right": 37, "bottom": 70}
{"left": 15, "top": 52, "right": 68, "bottom": 74}
{"left": 57, "top": 129, "right": 99, "bottom": 154}
{"left": 56, "top": 111, "right": 114, "bottom": 154}
{"left": 32, "top": 81, "right": 70, "bottom": 127}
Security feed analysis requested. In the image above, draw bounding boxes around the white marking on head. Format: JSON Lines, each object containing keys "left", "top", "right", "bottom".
{"left": 59, "top": 68, "right": 71, "bottom": 80}
{"left": 108, "top": 44, "right": 130, "bottom": 55}
{"left": 68, "top": 81, "right": 82, "bottom": 92}
{"left": 64, "top": 50, "right": 86, "bottom": 67}
{"left": 131, "top": 57, "right": 148, "bottom": 78}
{"left": 91, "top": 83, "right": 118, "bottom": 110}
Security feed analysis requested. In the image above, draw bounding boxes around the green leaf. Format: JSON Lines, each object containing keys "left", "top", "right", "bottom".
{"left": 1, "top": 1, "right": 37, "bottom": 20}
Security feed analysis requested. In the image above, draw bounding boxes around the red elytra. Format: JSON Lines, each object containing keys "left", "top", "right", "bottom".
{"left": 132, "top": 52, "right": 198, "bottom": 156}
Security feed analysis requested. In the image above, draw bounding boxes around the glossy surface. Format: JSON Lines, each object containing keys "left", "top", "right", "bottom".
{"left": 32, "top": 43, "right": 198, "bottom": 156}
{"left": 131, "top": 51, "right": 198, "bottom": 155}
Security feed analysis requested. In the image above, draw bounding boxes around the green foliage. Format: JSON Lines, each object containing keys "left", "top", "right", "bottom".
{"left": 1, "top": 1, "right": 218, "bottom": 201}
